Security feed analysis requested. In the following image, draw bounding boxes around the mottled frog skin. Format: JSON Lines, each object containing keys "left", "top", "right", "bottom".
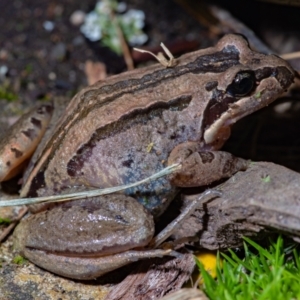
{"left": 0, "top": 34, "right": 294, "bottom": 279}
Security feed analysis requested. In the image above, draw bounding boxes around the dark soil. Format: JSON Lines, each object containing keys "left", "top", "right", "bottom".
{"left": 0, "top": 0, "right": 208, "bottom": 108}
{"left": 0, "top": 2, "right": 300, "bottom": 299}
{"left": 1, "top": 0, "right": 300, "bottom": 173}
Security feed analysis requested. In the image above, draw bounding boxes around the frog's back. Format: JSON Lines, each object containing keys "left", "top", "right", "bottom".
{"left": 20, "top": 34, "right": 295, "bottom": 215}
{"left": 21, "top": 39, "right": 239, "bottom": 204}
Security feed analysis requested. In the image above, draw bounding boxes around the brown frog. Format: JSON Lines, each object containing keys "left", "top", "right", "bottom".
{"left": 0, "top": 34, "right": 295, "bottom": 279}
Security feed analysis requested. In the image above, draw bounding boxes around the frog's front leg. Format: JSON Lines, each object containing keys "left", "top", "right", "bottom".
{"left": 150, "top": 142, "right": 249, "bottom": 248}
{"left": 167, "top": 142, "right": 249, "bottom": 187}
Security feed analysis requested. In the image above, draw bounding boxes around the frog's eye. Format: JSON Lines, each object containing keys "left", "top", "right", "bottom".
{"left": 226, "top": 71, "right": 256, "bottom": 97}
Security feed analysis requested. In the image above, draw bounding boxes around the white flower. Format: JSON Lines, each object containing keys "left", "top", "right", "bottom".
{"left": 80, "top": 11, "right": 102, "bottom": 41}
{"left": 95, "top": 1, "right": 111, "bottom": 14}
{"left": 122, "top": 9, "right": 145, "bottom": 28}
{"left": 80, "top": 1, "right": 147, "bottom": 49}
{"left": 128, "top": 33, "right": 148, "bottom": 45}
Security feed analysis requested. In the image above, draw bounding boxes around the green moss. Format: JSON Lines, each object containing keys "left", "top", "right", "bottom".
{"left": 261, "top": 175, "right": 271, "bottom": 183}
{"left": 12, "top": 255, "right": 27, "bottom": 265}
{"left": 0, "top": 217, "right": 11, "bottom": 225}
{"left": 0, "top": 86, "right": 18, "bottom": 102}
{"left": 196, "top": 235, "right": 300, "bottom": 300}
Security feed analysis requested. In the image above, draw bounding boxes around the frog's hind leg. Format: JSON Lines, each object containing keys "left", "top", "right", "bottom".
{"left": 0, "top": 104, "right": 53, "bottom": 182}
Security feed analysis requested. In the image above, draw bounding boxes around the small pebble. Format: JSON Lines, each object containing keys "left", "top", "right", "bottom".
{"left": 48, "top": 72, "right": 57, "bottom": 80}
{"left": 50, "top": 43, "right": 66, "bottom": 61}
{"left": 70, "top": 10, "right": 86, "bottom": 26}
{"left": 27, "top": 82, "right": 36, "bottom": 91}
{"left": 43, "top": 20, "right": 55, "bottom": 32}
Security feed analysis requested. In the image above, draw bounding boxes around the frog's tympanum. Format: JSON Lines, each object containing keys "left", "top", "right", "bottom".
{"left": 0, "top": 35, "right": 294, "bottom": 279}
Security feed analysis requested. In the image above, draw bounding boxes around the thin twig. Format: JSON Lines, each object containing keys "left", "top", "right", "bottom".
{"left": 281, "top": 51, "right": 300, "bottom": 60}
{"left": 134, "top": 43, "right": 177, "bottom": 67}
{"left": 0, "top": 164, "right": 181, "bottom": 207}
{"left": 111, "top": 11, "right": 134, "bottom": 70}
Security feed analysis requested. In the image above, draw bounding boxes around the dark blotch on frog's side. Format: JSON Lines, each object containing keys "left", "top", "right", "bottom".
{"left": 122, "top": 159, "right": 133, "bottom": 168}
{"left": 36, "top": 104, "right": 53, "bottom": 115}
{"left": 10, "top": 147, "right": 23, "bottom": 158}
{"left": 22, "top": 128, "right": 37, "bottom": 141}
{"left": 30, "top": 117, "right": 42, "bottom": 129}
{"left": 26, "top": 171, "right": 45, "bottom": 197}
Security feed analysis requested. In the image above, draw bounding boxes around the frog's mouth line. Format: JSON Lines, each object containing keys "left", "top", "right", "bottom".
{"left": 203, "top": 87, "right": 278, "bottom": 145}
{"left": 202, "top": 65, "right": 295, "bottom": 146}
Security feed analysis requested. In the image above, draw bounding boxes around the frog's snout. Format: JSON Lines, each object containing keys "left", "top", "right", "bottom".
{"left": 274, "top": 65, "right": 295, "bottom": 90}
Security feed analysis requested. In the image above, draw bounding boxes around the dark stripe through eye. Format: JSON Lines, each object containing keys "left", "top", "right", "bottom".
{"left": 201, "top": 71, "right": 257, "bottom": 134}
